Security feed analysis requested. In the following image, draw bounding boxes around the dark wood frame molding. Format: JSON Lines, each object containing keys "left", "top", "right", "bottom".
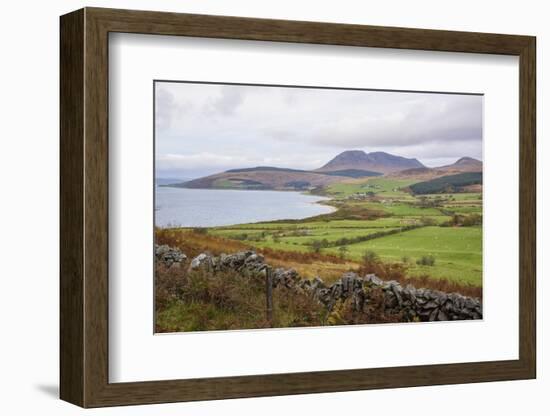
{"left": 60, "top": 7, "right": 536, "bottom": 408}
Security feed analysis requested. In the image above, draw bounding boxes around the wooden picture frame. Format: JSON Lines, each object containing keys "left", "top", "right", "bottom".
{"left": 60, "top": 7, "right": 536, "bottom": 408}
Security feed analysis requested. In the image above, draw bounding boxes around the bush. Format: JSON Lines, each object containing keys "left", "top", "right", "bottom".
{"left": 192, "top": 227, "right": 208, "bottom": 234}
{"left": 462, "top": 213, "right": 482, "bottom": 226}
{"left": 155, "top": 263, "right": 186, "bottom": 311}
{"left": 362, "top": 250, "right": 380, "bottom": 264}
{"left": 309, "top": 238, "right": 330, "bottom": 253}
{"left": 338, "top": 245, "right": 349, "bottom": 258}
{"left": 416, "top": 255, "right": 436, "bottom": 266}
{"left": 359, "top": 259, "right": 408, "bottom": 282}
{"left": 310, "top": 240, "right": 323, "bottom": 253}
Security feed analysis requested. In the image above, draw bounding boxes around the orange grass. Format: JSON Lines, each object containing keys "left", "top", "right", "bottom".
{"left": 156, "top": 228, "right": 481, "bottom": 297}
{"left": 155, "top": 228, "right": 358, "bottom": 282}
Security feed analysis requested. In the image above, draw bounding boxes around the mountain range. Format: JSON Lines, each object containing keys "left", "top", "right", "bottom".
{"left": 170, "top": 150, "right": 482, "bottom": 191}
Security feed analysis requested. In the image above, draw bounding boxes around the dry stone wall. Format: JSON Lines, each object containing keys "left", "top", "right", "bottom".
{"left": 155, "top": 245, "right": 482, "bottom": 322}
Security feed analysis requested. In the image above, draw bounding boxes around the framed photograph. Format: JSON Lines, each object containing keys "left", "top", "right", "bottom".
{"left": 60, "top": 7, "right": 536, "bottom": 407}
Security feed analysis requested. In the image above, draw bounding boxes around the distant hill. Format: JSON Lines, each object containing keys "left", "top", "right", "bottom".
{"left": 168, "top": 152, "right": 480, "bottom": 191}
{"left": 391, "top": 157, "right": 483, "bottom": 180}
{"left": 317, "top": 150, "right": 424, "bottom": 174}
{"left": 174, "top": 164, "right": 384, "bottom": 191}
{"left": 227, "top": 166, "right": 382, "bottom": 178}
{"left": 409, "top": 172, "right": 483, "bottom": 194}
{"left": 177, "top": 167, "right": 346, "bottom": 191}
{"left": 436, "top": 157, "right": 482, "bottom": 173}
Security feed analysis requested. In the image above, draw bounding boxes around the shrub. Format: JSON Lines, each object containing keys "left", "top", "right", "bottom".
{"left": 359, "top": 259, "right": 408, "bottom": 282}
{"left": 338, "top": 245, "right": 349, "bottom": 258}
{"left": 462, "top": 213, "right": 482, "bottom": 226}
{"left": 155, "top": 263, "right": 186, "bottom": 311}
{"left": 362, "top": 250, "right": 380, "bottom": 264}
{"left": 416, "top": 255, "right": 436, "bottom": 266}
{"left": 310, "top": 240, "right": 323, "bottom": 253}
{"left": 272, "top": 285, "right": 325, "bottom": 327}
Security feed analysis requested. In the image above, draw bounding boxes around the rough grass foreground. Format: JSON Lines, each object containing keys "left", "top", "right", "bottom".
{"left": 155, "top": 259, "right": 402, "bottom": 333}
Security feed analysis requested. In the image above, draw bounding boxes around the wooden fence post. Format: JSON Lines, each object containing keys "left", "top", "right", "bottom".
{"left": 266, "top": 266, "right": 273, "bottom": 326}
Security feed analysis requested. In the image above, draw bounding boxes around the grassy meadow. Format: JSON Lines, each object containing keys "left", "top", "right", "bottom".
{"left": 161, "top": 175, "right": 483, "bottom": 288}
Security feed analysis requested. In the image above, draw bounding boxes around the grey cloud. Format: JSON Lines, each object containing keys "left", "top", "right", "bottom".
{"left": 155, "top": 85, "right": 193, "bottom": 131}
{"left": 208, "top": 86, "right": 245, "bottom": 116}
{"left": 155, "top": 87, "right": 174, "bottom": 131}
{"left": 310, "top": 94, "right": 482, "bottom": 148}
{"left": 155, "top": 81, "right": 482, "bottom": 177}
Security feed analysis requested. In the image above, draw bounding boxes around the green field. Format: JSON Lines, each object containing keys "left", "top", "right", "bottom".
{"left": 326, "top": 226, "right": 482, "bottom": 284}
{"left": 324, "top": 177, "right": 417, "bottom": 198}
{"left": 207, "top": 176, "right": 483, "bottom": 286}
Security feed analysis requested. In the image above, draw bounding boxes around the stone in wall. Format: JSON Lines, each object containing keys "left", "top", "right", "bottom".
{"left": 155, "top": 244, "right": 187, "bottom": 268}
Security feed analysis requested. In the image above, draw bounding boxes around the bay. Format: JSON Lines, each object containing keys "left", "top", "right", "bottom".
{"left": 155, "top": 187, "right": 334, "bottom": 228}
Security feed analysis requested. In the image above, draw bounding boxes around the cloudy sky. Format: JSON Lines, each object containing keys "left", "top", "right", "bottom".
{"left": 155, "top": 81, "right": 483, "bottom": 179}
